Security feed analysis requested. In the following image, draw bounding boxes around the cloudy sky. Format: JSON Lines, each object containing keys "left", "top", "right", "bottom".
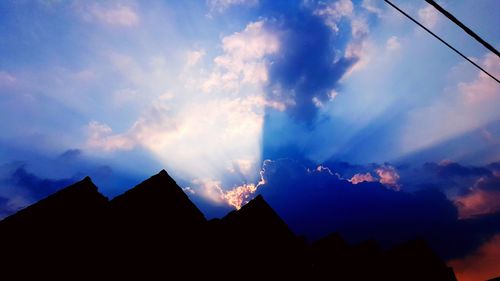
{"left": 0, "top": 0, "right": 499, "bottom": 279}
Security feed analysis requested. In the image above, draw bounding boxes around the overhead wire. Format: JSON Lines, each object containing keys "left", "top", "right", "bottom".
{"left": 384, "top": 0, "right": 499, "bottom": 83}
{"left": 424, "top": 0, "right": 500, "bottom": 58}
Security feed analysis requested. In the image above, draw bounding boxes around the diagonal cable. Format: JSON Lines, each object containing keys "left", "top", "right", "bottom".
{"left": 384, "top": 0, "right": 499, "bottom": 83}
{"left": 425, "top": 0, "right": 499, "bottom": 58}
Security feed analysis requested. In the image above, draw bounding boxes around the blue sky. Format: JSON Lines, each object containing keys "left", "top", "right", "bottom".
{"left": 1, "top": 1, "right": 500, "bottom": 277}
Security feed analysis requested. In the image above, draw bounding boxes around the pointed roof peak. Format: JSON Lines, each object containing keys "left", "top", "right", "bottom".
{"left": 242, "top": 194, "right": 269, "bottom": 209}
{"left": 65, "top": 176, "right": 105, "bottom": 197}
{"left": 227, "top": 194, "right": 279, "bottom": 221}
{"left": 153, "top": 169, "right": 176, "bottom": 182}
{"left": 109, "top": 169, "right": 206, "bottom": 224}
{"left": 75, "top": 176, "right": 99, "bottom": 191}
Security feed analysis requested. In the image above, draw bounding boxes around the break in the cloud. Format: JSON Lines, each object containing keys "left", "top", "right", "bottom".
{"left": 86, "top": 93, "right": 265, "bottom": 182}
{"left": 85, "top": 20, "right": 280, "bottom": 202}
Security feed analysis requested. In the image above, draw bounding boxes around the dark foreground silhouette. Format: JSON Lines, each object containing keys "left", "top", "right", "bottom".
{"left": 0, "top": 170, "right": 457, "bottom": 280}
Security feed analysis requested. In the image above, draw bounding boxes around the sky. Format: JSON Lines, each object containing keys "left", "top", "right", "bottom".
{"left": 0, "top": 0, "right": 499, "bottom": 279}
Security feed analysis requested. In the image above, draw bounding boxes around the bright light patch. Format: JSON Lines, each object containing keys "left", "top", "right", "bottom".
{"left": 85, "top": 20, "right": 279, "bottom": 206}
{"left": 349, "top": 172, "right": 375, "bottom": 184}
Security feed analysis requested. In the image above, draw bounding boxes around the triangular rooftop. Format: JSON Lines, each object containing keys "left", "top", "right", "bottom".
{"left": 109, "top": 169, "right": 206, "bottom": 224}
{"left": 0, "top": 176, "right": 107, "bottom": 227}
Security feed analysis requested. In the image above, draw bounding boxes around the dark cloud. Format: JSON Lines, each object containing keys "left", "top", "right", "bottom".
{"left": 258, "top": 0, "right": 356, "bottom": 123}
{"left": 59, "top": 148, "right": 83, "bottom": 160}
{"left": 487, "top": 162, "right": 500, "bottom": 172}
{"left": 473, "top": 174, "right": 500, "bottom": 191}
{"left": 255, "top": 159, "right": 500, "bottom": 259}
{"left": 422, "top": 162, "right": 492, "bottom": 178}
{"left": 0, "top": 196, "right": 10, "bottom": 218}
{"left": 0, "top": 161, "right": 117, "bottom": 219}
{"left": 453, "top": 171, "right": 500, "bottom": 219}
{"left": 324, "top": 160, "right": 376, "bottom": 178}
{"left": 0, "top": 164, "right": 77, "bottom": 219}
{"left": 8, "top": 165, "right": 77, "bottom": 199}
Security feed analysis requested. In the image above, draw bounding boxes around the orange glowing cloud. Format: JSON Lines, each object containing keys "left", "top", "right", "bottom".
{"left": 449, "top": 234, "right": 500, "bottom": 281}
{"left": 454, "top": 188, "right": 500, "bottom": 219}
{"left": 454, "top": 176, "right": 500, "bottom": 219}
{"left": 224, "top": 167, "right": 267, "bottom": 209}
{"left": 224, "top": 183, "right": 258, "bottom": 210}
{"left": 375, "top": 165, "right": 401, "bottom": 190}
{"left": 349, "top": 172, "right": 375, "bottom": 184}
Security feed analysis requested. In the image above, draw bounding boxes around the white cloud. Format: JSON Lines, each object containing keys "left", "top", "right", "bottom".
{"left": 86, "top": 121, "right": 135, "bottom": 152}
{"left": 418, "top": 4, "right": 439, "bottom": 28}
{"left": 350, "top": 17, "right": 369, "bottom": 38}
{"left": 361, "top": 0, "right": 383, "bottom": 17}
{"left": 314, "top": 0, "right": 354, "bottom": 32}
{"left": 460, "top": 54, "right": 500, "bottom": 104}
{"left": 191, "top": 162, "right": 267, "bottom": 209}
{"left": 312, "top": 96, "right": 324, "bottom": 108}
{"left": 342, "top": 39, "right": 375, "bottom": 80}
{"left": 386, "top": 36, "right": 401, "bottom": 51}
{"left": 315, "top": 0, "right": 374, "bottom": 77}
{"left": 186, "top": 49, "right": 206, "bottom": 67}
{"left": 329, "top": 90, "right": 339, "bottom": 100}
{"left": 203, "top": 20, "right": 279, "bottom": 92}
{"left": 207, "top": 0, "right": 258, "bottom": 13}
{"left": 86, "top": 89, "right": 266, "bottom": 189}
{"left": 80, "top": 4, "right": 139, "bottom": 27}
{"left": 84, "top": 21, "right": 282, "bottom": 204}
{"left": 191, "top": 178, "right": 225, "bottom": 204}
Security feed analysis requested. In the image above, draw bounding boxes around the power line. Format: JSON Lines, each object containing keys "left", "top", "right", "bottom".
{"left": 425, "top": 0, "right": 500, "bottom": 58}
{"left": 384, "top": 0, "right": 499, "bottom": 84}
